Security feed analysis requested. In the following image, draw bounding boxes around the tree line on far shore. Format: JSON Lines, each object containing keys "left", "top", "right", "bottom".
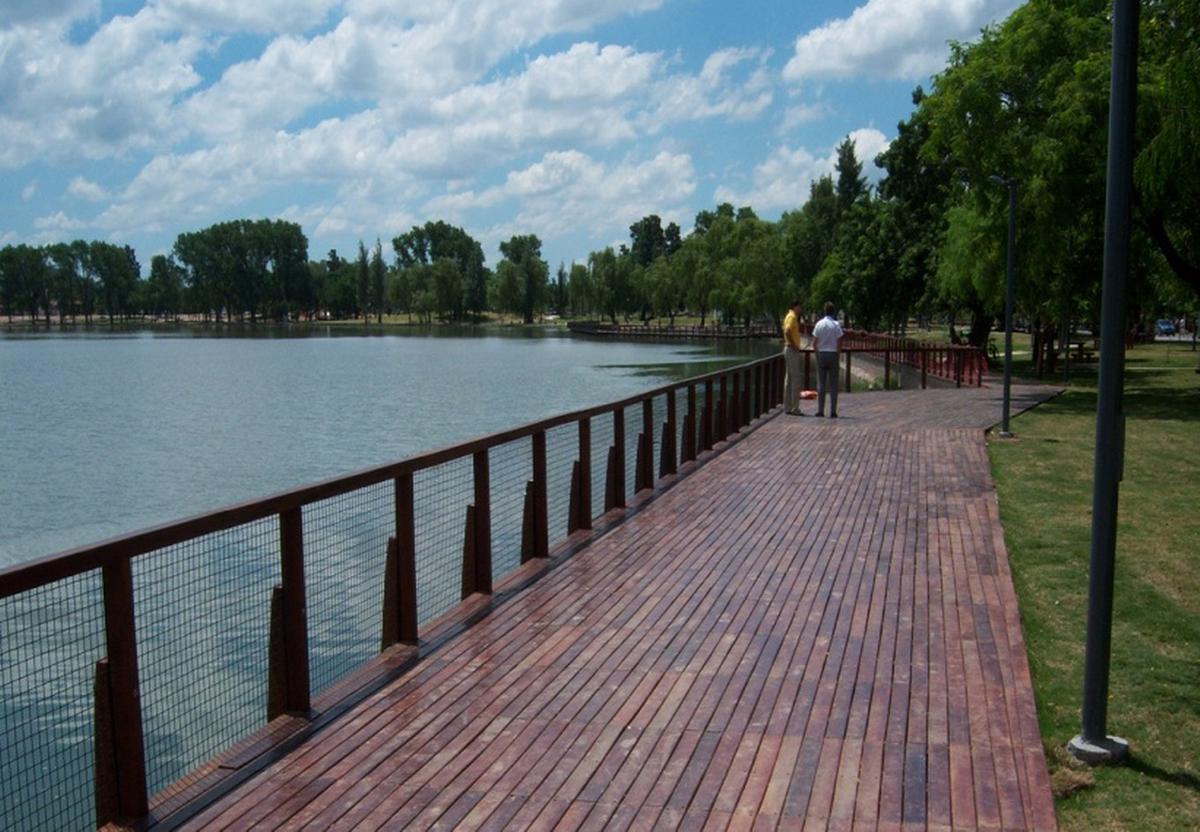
{"left": 3, "top": 0, "right": 1196, "bottom": 376}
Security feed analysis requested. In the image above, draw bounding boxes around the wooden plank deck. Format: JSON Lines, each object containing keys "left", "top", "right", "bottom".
{"left": 179, "top": 384, "right": 1059, "bottom": 831}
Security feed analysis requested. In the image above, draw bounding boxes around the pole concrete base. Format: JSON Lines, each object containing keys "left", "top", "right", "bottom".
{"left": 1067, "top": 734, "right": 1130, "bottom": 764}
{"left": 997, "top": 430, "right": 1015, "bottom": 439}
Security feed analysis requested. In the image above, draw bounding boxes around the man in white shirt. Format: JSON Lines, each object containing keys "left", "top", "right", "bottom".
{"left": 811, "top": 301, "right": 844, "bottom": 417}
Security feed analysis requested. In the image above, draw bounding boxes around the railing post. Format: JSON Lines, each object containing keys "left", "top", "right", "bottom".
{"left": 884, "top": 350, "right": 891, "bottom": 389}
{"left": 95, "top": 559, "right": 148, "bottom": 826}
{"left": 382, "top": 475, "right": 418, "bottom": 644}
{"left": 804, "top": 351, "right": 812, "bottom": 390}
{"left": 684, "top": 384, "right": 697, "bottom": 462}
{"left": 533, "top": 430, "right": 548, "bottom": 557}
{"left": 381, "top": 534, "right": 418, "bottom": 648}
{"left": 473, "top": 449, "right": 492, "bottom": 592}
{"left": 269, "top": 507, "right": 310, "bottom": 718}
{"left": 921, "top": 349, "right": 928, "bottom": 389}
{"left": 577, "top": 418, "right": 592, "bottom": 530}
{"left": 845, "top": 350, "right": 853, "bottom": 393}
{"left": 955, "top": 350, "right": 963, "bottom": 388}
{"left": 662, "top": 390, "right": 677, "bottom": 477}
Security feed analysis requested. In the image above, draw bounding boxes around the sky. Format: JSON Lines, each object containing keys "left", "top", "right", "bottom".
{"left": 0, "top": 0, "right": 1021, "bottom": 274}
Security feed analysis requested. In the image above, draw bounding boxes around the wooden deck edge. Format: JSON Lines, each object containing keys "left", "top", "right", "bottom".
{"left": 135, "top": 405, "right": 782, "bottom": 830}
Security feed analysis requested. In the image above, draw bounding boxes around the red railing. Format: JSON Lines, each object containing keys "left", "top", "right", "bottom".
{"left": 800, "top": 324, "right": 987, "bottom": 388}
{"left": 0, "top": 353, "right": 786, "bottom": 831}
{"left": 569, "top": 321, "right": 988, "bottom": 387}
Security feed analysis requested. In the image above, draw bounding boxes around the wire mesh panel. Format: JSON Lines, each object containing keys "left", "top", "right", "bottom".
{"left": 0, "top": 571, "right": 106, "bottom": 831}
{"left": 413, "top": 457, "right": 473, "bottom": 626}
{"left": 543, "top": 422, "right": 577, "bottom": 549}
{"left": 589, "top": 412, "right": 614, "bottom": 519}
{"left": 489, "top": 437, "right": 533, "bottom": 582}
{"left": 304, "top": 480, "right": 393, "bottom": 695}
{"left": 133, "top": 518, "right": 279, "bottom": 798}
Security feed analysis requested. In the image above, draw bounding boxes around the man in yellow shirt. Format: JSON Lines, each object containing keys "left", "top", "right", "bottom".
{"left": 782, "top": 299, "right": 806, "bottom": 415}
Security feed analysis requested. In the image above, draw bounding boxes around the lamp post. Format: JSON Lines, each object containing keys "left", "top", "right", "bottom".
{"left": 989, "top": 174, "right": 1016, "bottom": 438}
{"left": 1068, "top": 0, "right": 1138, "bottom": 766}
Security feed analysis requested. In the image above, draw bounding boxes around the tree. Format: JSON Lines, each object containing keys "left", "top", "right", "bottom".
{"left": 356, "top": 241, "right": 369, "bottom": 323}
{"left": 393, "top": 221, "right": 487, "bottom": 319}
{"left": 1135, "top": 0, "right": 1200, "bottom": 297}
{"left": 370, "top": 239, "right": 386, "bottom": 323}
{"left": 0, "top": 244, "right": 48, "bottom": 324}
{"left": 629, "top": 214, "right": 667, "bottom": 268}
{"left": 147, "top": 254, "right": 184, "bottom": 319}
{"left": 90, "top": 241, "right": 138, "bottom": 324}
{"left": 874, "top": 87, "right": 954, "bottom": 331}
{"left": 46, "top": 242, "right": 79, "bottom": 323}
{"left": 498, "top": 235, "right": 548, "bottom": 324}
{"left": 781, "top": 176, "right": 838, "bottom": 308}
{"left": 835, "top": 137, "right": 868, "bottom": 216}
{"left": 567, "top": 262, "right": 593, "bottom": 316}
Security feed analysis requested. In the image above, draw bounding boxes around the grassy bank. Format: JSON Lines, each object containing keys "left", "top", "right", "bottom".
{"left": 988, "top": 341, "right": 1200, "bottom": 830}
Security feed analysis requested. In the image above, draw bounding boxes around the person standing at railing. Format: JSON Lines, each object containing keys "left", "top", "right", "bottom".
{"left": 783, "top": 298, "right": 806, "bottom": 416}
{"left": 812, "top": 301, "right": 845, "bottom": 418}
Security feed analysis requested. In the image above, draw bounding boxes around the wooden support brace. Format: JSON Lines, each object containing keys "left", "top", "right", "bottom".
{"left": 267, "top": 585, "right": 287, "bottom": 721}
{"left": 605, "top": 445, "right": 619, "bottom": 513}
{"left": 521, "top": 482, "right": 536, "bottom": 563}
{"left": 664, "top": 392, "right": 677, "bottom": 476}
{"left": 567, "top": 461, "right": 581, "bottom": 535}
{"left": 461, "top": 504, "right": 477, "bottom": 598}
{"left": 93, "top": 659, "right": 119, "bottom": 827}
{"left": 381, "top": 534, "right": 418, "bottom": 648}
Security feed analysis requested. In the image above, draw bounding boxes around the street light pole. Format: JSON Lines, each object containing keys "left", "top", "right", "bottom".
{"left": 990, "top": 175, "right": 1016, "bottom": 437}
{"left": 1068, "top": 0, "right": 1139, "bottom": 765}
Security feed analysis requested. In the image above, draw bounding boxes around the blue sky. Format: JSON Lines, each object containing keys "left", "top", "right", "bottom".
{"left": 1, "top": 0, "right": 1020, "bottom": 273}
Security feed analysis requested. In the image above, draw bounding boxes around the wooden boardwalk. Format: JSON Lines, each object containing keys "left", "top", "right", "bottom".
{"left": 181, "top": 384, "right": 1059, "bottom": 831}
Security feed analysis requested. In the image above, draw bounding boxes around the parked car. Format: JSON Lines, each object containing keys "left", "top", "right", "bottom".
{"left": 1156, "top": 319, "right": 1177, "bottom": 336}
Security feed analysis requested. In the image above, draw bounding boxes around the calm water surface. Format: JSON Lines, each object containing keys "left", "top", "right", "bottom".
{"left": 0, "top": 327, "right": 768, "bottom": 567}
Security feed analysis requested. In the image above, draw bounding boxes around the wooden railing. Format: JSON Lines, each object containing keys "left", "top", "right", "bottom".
{"left": 0, "top": 353, "right": 785, "bottom": 831}
{"left": 568, "top": 321, "right": 988, "bottom": 386}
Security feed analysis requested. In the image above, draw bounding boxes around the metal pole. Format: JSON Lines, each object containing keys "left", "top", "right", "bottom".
{"left": 1068, "top": 0, "right": 1138, "bottom": 765}
{"left": 991, "top": 175, "right": 1017, "bottom": 437}
{"left": 1003, "top": 180, "right": 1015, "bottom": 436}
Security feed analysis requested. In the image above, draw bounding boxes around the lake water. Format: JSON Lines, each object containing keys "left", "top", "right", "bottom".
{"left": 0, "top": 326, "right": 775, "bottom": 830}
{"left": 0, "top": 326, "right": 769, "bottom": 567}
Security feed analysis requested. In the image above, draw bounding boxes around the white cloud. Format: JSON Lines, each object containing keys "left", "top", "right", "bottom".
{"left": 1, "top": 0, "right": 97, "bottom": 27}
{"left": 152, "top": 0, "right": 340, "bottom": 35}
{"left": 783, "top": 0, "right": 1019, "bottom": 82}
{"left": 34, "top": 211, "right": 87, "bottom": 233}
{"left": 21, "top": 182, "right": 38, "bottom": 201}
{"left": 714, "top": 127, "right": 891, "bottom": 212}
{"left": 427, "top": 149, "right": 695, "bottom": 254}
{"left": 0, "top": 8, "right": 205, "bottom": 167}
{"left": 779, "top": 103, "right": 828, "bottom": 133}
{"left": 648, "top": 47, "right": 774, "bottom": 128}
{"left": 68, "top": 177, "right": 108, "bottom": 201}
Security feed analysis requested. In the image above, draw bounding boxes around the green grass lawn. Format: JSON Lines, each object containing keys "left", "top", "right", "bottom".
{"left": 988, "top": 341, "right": 1200, "bottom": 830}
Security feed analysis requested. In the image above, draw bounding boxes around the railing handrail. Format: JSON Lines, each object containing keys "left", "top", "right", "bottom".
{"left": 0, "top": 353, "right": 779, "bottom": 600}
